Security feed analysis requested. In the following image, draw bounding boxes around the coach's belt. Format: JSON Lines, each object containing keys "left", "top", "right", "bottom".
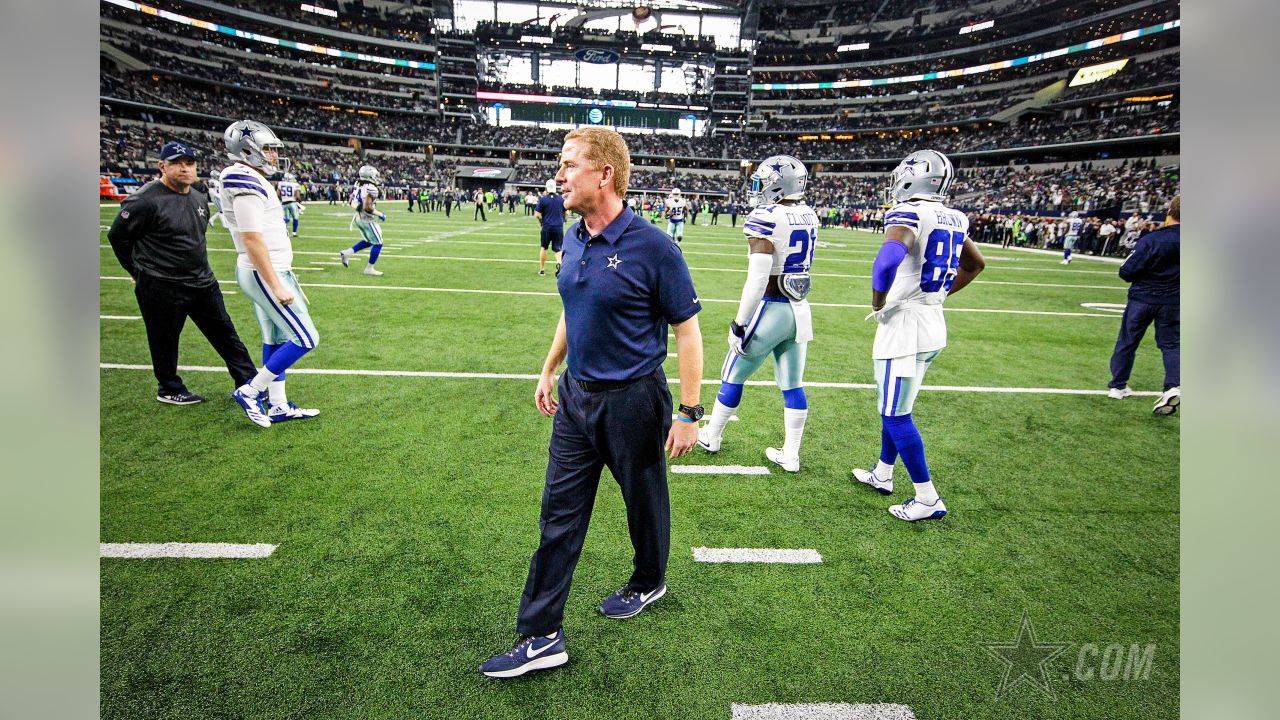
{"left": 571, "top": 373, "right": 650, "bottom": 392}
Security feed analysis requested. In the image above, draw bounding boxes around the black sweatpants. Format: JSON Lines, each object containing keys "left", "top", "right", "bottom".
{"left": 516, "top": 369, "right": 673, "bottom": 636}
{"left": 134, "top": 273, "right": 258, "bottom": 394}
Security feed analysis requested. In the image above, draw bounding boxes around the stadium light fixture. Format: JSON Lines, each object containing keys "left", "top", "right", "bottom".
{"left": 520, "top": 35, "right": 554, "bottom": 44}
{"left": 837, "top": 42, "right": 870, "bottom": 52}
{"left": 641, "top": 43, "right": 674, "bottom": 52}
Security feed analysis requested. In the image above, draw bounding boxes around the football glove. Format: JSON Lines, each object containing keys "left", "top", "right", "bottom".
{"left": 376, "top": 211, "right": 387, "bottom": 222}
{"left": 864, "top": 305, "right": 899, "bottom": 325}
{"left": 728, "top": 321, "right": 748, "bottom": 357}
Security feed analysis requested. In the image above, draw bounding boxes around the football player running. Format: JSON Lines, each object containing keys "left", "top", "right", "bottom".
{"left": 664, "top": 188, "right": 687, "bottom": 242}
{"left": 278, "top": 171, "right": 305, "bottom": 237}
{"left": 698, "top": 156, "right": 817, "bottom": 472}
{"left": 1062, "top": 210, "right": 1084, "bottom": 264}
{"left": 219, "top": 119, "right": 321, "bottom": 427}
{"left": 851, "top": 150, "right": 985, "bottom": 521}
{"left": 339, "top": 165, "right": 387, "bottom": 276}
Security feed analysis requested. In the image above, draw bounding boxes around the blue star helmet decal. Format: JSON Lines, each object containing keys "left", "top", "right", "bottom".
{"left": 770, "top": 162, "right": 785, "bottom": 173}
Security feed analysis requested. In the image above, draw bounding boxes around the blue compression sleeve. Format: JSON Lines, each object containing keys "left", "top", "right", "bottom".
{"left": 871, "top": 240, "right": 909, "bottom": 293}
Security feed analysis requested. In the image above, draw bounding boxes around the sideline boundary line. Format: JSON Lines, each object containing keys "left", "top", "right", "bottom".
{"left": 98, "top": 363, "right": 1163, "bottom": 397}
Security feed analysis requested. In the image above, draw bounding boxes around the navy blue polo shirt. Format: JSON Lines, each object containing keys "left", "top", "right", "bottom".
{"left": 1119, "top": 223, "right": 1179, "bottom": 305}
{"left": 536, "top": 193, "right": 566, "bottom": 227}
{"left": 559, "top": 205, "right": 701, "bottom": 383}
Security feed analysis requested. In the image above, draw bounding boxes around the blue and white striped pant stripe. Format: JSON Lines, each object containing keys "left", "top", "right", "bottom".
{"left": 874, "top": 349, "right": 942, "bottom": 417}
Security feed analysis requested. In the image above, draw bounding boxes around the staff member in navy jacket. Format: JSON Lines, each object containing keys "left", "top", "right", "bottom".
{"left": 107, "top": 141, "right": 258, "bottom": 406}
{"left": 481, "top": 127, "right": 704, "bottom": 678}
{"left": 535, "top": 183, "right": 566, "bottom": 276}
{"left": 1107, "top": 195, "right": 1180, "bottom": 414}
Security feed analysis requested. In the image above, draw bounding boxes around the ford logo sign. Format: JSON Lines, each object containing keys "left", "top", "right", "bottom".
{"left": 575, "top": 48, "right": 620, "bottom": 64}
{"left": 587, "top": 108, "right": 604, "bottom": 124}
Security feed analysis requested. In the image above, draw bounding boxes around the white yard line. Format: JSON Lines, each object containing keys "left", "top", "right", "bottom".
{"left": 99, "top": 363, "right": 1164, "bottom": 397}
{"left": 98, "top": 276, "right": 1120, "bottom": 318}
{"left": 100, "top": 315, "right": 140, "bottom": 320}
{"left": 671, "top": 465, "right": 770, "bottom": 475}
{"left": 100, "top": 543, "right": 277, "bottom": 559}
{"left": 693, "top": 548, "right": 823, "bottom": 564}
{"left": 731, "top": 703, "right": 916, "bottom": 720}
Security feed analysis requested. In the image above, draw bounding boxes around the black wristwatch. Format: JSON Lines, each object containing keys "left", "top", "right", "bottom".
{"left": 678, "top": 403, "right": 705, "bottom": 422}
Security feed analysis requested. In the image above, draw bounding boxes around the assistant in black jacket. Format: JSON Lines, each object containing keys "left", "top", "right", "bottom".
{"left": 1107, "top": 195, "right": 1181, "bottom": 414}
{"left": 107, "top": 141, "right": 257, "bottom": 405}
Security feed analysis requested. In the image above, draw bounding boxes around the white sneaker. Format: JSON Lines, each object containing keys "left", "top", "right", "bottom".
{"left": 1060, "top": 259, "right": 1071, "bottom": 265}
{"left": 1108, "top": 386, "right": 1134, "bottom": 399}
{"left": 268, "top": 402, "right": 320, "bottom": 423}
{"left": 852, "top": 467, "right": 894, "bottom": 495}
{"left": 1152, "top": 386, "right": 1180, "bottom": 416}
{"left": 765, "top": 447, "right": 799, "bottom": 473}
{"left": 697, "top": 426, "right": 721, "bottom": 453}
{"left": 363, "top": 265, "right": 384, "bottom": 276}
{"left": 339, "top": 249, "right": 352, "bottom": 268}
{"left": 889, "top": 496, "right": 948, "bottom": 522}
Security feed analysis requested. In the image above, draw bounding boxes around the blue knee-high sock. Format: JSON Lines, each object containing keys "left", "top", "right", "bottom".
{"left": 369, "top": 243, "right": 382, "bottom": 264}
{"left": 717, "top": 382, "right": 744, "bottom": 407}
{"left": 262, "top": 343, "right": 286, "bottom": 381}
{"left": 883, "top": 414, "right": 930, "bottom": 485}
{"left": 1064, "top": 247, "right": 1072, "bottom": 260}
{"left": 880, "top": 423, "right": 899, "bottom": 465}
{"left": 264, "top": 342, "right": 312, "bottom": 377}
{"left": 292, "top": 218, "right": 299, "bottom": 233}
{"left": 782, "top": 387, "right": 807, "bottom": 410}
{"left": 351, "top": 240, "right": 372, "bottom": 253}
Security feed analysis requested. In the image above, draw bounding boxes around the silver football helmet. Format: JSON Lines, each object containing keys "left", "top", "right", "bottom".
{"left": 224, "top": 120, "right": 289, "bottom": 175}
{"left": 887, "top": 150, "right": 953, "bottom": 204}
{"left": 210, "top": 169, "right": 221, "bottom": 180}
{"left": 746, "top": 155, "right": 807, "bottom": 207}
{"left": 358, "top": 165, "right": 380, "bottom": 184}
{"left": 1069, "top": 210, "right": 1080, "bottom": 218}
{"left": 283, "top": 172, "right": 297, "bottom": 183}
{"left": 670, "top": 188, "right": 681, "bottom": 197}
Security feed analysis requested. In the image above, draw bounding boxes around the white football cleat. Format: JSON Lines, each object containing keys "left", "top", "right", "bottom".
{"left": 852, "top": 467, "right": 894, "bottom": 495}
{"left": 889, "top": 496, "right": 948, "bottom": 522}
{"left": 268, "top": 402, "right": 320, "bottom": 423}
{"left": 1152, "top": 386, "right": 1180, "bottom": 416}
{"left": 696, "top": 426, "right": 721, "bottom": 453}
{"left": 363, "top": 265, "right": 384, "bottom": 276}
{"left": 339, "top": 249, "right": 352, "bottom": 268}
{"left": 765, "top": 447, "right": 799, "bottom": 473}
{"left": 1107, "top": 386, "right": 1134, "bottom": 399}
{"left": 1059, "top": 259, "right": 1071, "bottom": 265}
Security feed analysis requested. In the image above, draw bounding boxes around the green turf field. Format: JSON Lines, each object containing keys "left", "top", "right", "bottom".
{"left": 100, "top": 200, "right": 1178, "bottom": 719}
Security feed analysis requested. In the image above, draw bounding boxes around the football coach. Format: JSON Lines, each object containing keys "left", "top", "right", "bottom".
{"left": 481, "top": 127, "right": 704, "bottom": 678}
{"left": 107, "top": 140, "right": 258, "bottom": 405}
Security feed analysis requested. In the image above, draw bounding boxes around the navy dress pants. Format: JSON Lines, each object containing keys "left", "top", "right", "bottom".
{"left": 516, "top": 369, "right": 673, "bottom": 636}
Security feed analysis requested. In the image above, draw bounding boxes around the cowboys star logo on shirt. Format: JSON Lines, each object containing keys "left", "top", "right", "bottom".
{"left": 606, "top": 254, "right": 622, "bottom": 269}
{"left": 120, "top": 210, "right": 130, "bottom": 219}
{"left": 197, "top": 207, "right": 207, "bottom": 218}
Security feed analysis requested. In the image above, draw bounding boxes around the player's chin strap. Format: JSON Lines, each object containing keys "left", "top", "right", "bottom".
{"left": 735, "top": 252, "right": 775, "bottom": 326}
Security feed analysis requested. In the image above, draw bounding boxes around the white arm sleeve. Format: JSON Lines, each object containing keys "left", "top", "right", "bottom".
{"left": 734, "top": 252, "right": 775, "bottom": 326}
{"left": 232, "top": 194, "right": 266, "bottom": 233}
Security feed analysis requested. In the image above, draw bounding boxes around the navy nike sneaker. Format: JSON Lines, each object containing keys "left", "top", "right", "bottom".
{"left": 599, "top": 583, "right": 667, "bottom": 619}
{"left": 479, "top": 630, "right": 567, "bottom": 678}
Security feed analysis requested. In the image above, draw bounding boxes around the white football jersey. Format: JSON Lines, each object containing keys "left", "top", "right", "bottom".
{"left": 219, "top": 163, "right": 292, "bottom": 271}
{"left": 874, "top": 200, "right": 971, "bottom": 359}
{"left": 1067, "top": 217, "right": 1084, "bottom": 236}
{"left": 351, "top": 181, "right": 381, "bottom": 221}
{"left": 666, "top": 196, "right": 687, "bottom": 221}
{"left": 278, "top": 180, "right": 302, "bottom": 204}
{"left": 742, "top": 203, "right": 819, "bottom": 275}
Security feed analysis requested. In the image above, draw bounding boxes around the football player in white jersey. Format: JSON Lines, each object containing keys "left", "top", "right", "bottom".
{"left": 698, "top": 156, "right": 817, "bottom": 472}
{"left": 219, "top": 119, "right": 321, "bottom": 427}
{"left": 851, "top": 150, "right": 985, "bottom": 521}
{"left": 207, "top": 169, "right": 224, "bottom": 227}
{"left": 1061, "top": 210, "right": 1084, "bottom": 264}
{"left": 664, "top": 188, "right": 687, "bottom": 242}
{"left": 339, "top": 165, "right": 387, "bottom": 276}
{"left": 278, "top": 172, "right": 305, "bottom": 237}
